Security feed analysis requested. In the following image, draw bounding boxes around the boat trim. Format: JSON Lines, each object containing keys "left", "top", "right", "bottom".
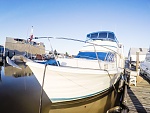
{"left": 51, "top": 87, "right": 110, "bottom": 102}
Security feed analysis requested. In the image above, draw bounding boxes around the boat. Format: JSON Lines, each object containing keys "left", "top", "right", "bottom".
{"left": 0, "top": 45, "right": 4, "bottom": 63}
{"left": 5, "top": 26, "right": 45, "bottom": 59}
{"left": 26, "top": 31, "right": 125, "bottom": 105}
{"left": 5, "top": 37, "right": 45, "bottom": 59}
{"left": 140, "top": 48, "right": 150, "bottom": 76}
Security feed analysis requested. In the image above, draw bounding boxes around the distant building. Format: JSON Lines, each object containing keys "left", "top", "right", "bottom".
{"left": 5, "top": 37, "right": 45, "bottom": 58}
{"left": 128, "top": 48, "right": 148, "bottom": 67}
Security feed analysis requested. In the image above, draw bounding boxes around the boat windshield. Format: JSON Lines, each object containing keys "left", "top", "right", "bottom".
{"left": 146, "top": 53, "right": 150, "bottom": 62}
{"left": 75, "top": 52, "right": 115, "bottom": 62}
{"left": 86, "top": 31, "right": 118, "bottom": 43}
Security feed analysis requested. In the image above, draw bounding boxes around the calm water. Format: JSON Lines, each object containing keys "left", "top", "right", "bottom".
{"left": 0, "top": 62, "right": 51, "bottom": 113}
{"left": 0, "top": 62, "right": 120, "bottom": 113}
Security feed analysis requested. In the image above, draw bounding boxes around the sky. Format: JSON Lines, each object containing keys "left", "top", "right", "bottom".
{"left": 0, "top": 0, "right": 150, "bottom": 56}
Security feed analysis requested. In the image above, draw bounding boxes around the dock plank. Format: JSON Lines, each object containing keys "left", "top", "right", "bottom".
{"left": 127, "top": 74, "right": 150, "bottom": 113}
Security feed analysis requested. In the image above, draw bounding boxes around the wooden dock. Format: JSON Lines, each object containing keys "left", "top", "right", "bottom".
{"left": 127, "top": 74, "right": 150, "bottom": 113}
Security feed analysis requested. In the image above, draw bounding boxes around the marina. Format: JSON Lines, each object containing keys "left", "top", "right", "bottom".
{"left": 0, "top": 30, "right": 150, "bottom": 113}
{"left": 1, "top": 1, "right": 150, "bottom": 113}
{"left": 1, "top": 60, "right": 150, "bottom": 113}
{"left": 125, "top": 48, "right": 150, "bottom": 113}
{"left": 1, "top": 31, "right": 127, "bottom": 113}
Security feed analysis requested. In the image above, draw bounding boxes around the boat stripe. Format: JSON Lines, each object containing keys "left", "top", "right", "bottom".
{"left": 50, "top": 87, "right": 110, "bottom": 102}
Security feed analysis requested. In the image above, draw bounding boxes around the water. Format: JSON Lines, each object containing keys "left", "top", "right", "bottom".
{"left": 0, "top": 62, "right": 121, "bottom": 113}
{"left": 0, "top": 62, "right": 51, "bottom": 113}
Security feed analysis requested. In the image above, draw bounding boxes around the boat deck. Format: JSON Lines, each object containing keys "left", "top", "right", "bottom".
{"left": 127, "top": 74, "right": 150, "bottom": 113}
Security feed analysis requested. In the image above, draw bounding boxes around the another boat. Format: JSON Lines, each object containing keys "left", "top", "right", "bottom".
{"left": 26, "top": 31, "right": 125, "bottom": 104}
{"left": 5, "top": 37, "right": 45, "bottom": 58}
{"left": 0, "top": 45, "right": 4, "bottom": 63}
{"left": 140, "top": 48, "right": 150, "bottom": 76}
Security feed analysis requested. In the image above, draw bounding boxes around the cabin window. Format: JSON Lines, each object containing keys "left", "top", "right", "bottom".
{"left": 91, "top": 33, "right": 98, "bottom": 39}
{"left": 87, "top": 34, "right": 90, "bottom": 38}
{"left": 33, "top": 42, "right": 37, "bottom": 45}
{"left": 14, "top": 38, "right": 23, "bottom": 42}
{"left": 108, "top": 33, "right": 115, "bottom": 40}
{"left": 75, "top": 52, "right": 115, "bottom": 62}
{"left": 98, "top": 32, "right": 107, "bottom": 38}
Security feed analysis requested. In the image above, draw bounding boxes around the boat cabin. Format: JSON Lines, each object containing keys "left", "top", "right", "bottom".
{"left": 86, "top": 31, "right": 119, "bottom": 43}
{"left": 75, "top": 31, "right": 120, "bottom": 62}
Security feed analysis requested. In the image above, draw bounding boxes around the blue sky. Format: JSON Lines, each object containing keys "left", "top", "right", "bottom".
{"left": 0, "top": 0, "right": 150, "bottom": 56}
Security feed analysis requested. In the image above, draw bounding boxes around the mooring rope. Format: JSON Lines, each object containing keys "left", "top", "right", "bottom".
{"left": 39, "top": 64, "right": 47, "bottom": 113}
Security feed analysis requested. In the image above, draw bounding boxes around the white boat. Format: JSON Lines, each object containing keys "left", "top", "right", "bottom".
{"left": 140, "top": 48, "right": 150, "bottom": 76}
{"left": 26, "top": 31, "right": 124, "bottom": 103}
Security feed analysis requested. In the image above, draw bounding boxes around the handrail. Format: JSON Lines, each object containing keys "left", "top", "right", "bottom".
{"left": 34, "top": 37, "right": 122, "bottom": 58}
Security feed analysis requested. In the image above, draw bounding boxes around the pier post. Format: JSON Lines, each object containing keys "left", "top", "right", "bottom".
{"left": 136, "top": 51, "right": 139, "bottom": 72}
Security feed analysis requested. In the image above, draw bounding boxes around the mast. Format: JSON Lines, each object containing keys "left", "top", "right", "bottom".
{"left": 29, "top": 26, "right": 34, "bottom": 42}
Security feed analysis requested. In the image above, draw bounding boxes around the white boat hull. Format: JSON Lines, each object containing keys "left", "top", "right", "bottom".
{"left": 140, "top": 61, "right": 150, "bottom": 76}
{"left": 27, "top": 61, "right": 121, "bottom": 103}
{"left": 140, "top": 52, "right": 150, "bottom": 76}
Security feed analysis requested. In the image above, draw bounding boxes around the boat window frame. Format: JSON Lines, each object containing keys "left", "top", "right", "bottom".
{"left": 87, "top": 31, "right": 118, "bottom": 41}
{"left": 104, "top": 52, "right": 116, "bottom": 62}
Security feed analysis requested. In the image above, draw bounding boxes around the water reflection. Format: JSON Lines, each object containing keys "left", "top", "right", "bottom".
{"left": 4, "top": 62, "right": 33, "bottom": 77}
{"left": 0, "top": 62, "right": 121, "bottom": 113}
{"left": 0, "top": 66, "right": 2, "bottom": 82}
{"left": 0, "top": 62, "right": 51, "bottom": 113}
